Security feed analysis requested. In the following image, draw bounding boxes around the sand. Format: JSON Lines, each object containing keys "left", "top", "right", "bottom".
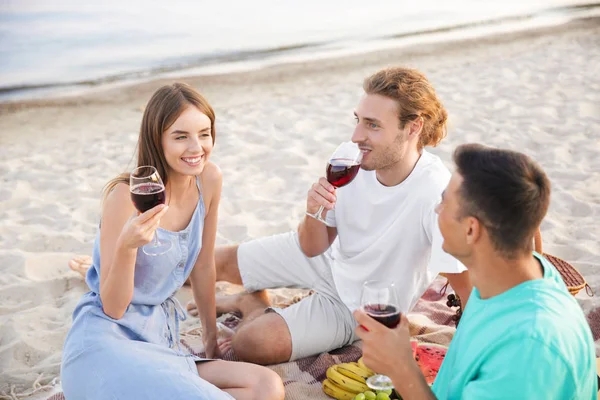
{"left": 0, "top": 17, "right": 598, "bottom": 399}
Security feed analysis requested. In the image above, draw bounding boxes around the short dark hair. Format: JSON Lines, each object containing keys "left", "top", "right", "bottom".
{"left": 453, "top": 144, "right": 551, "bottom": 258}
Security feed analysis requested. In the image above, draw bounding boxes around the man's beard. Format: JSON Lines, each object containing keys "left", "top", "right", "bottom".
{"left": 362, "top": 136, "right": 407, "bottom": 171}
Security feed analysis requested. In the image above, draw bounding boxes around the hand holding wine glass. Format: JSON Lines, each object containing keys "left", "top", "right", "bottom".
{"left": 306, "top": 177, "right": 337, "bottom": 217}
{"left": 305, "top": 141, "right": 362, "bottom": 225}
{"left": 118, "top": 204, "right": 169, "bottom": 250}
{"left": 129, "top": 166, "right": 173, "bottom": 256}
{"left": 360, "top": 280, "right": 401, "bottom": 391}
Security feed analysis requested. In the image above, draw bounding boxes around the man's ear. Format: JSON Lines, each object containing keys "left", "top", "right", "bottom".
{"left": 408, "top": 116, "right": 424, "bottom": 137}
{"left": 465, "top": 217, "right": 482, "bottom": 245}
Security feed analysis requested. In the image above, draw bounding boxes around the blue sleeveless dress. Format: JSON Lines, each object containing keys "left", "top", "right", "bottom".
{"left": 61, "top": 179, "right": 233, "bottom": 400}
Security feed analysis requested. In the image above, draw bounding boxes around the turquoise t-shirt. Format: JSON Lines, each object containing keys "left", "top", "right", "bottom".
{"left": 432, "top": 252, "right": 597, "bottom": 399}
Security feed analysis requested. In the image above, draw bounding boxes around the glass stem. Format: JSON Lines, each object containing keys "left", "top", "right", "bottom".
{"left": 315, "top": 205, "right": 325, "bottom": 219}
{"left": 151, "top": 232, "right": 160, "bottom": 247}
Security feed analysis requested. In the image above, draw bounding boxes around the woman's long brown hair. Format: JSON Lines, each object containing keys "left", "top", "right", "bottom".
{"left": 103, "top": 83, "right": 216, "bottom": 200}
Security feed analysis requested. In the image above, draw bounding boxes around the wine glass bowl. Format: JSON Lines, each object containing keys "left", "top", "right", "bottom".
{"left": 362, "top": 303, "right": 401, "bottom": 329}
{"left": 130, "top": 166, "right": 172, "bottom": 256}
{"left": 130, "top": 167, "right": 166, "bottom": 213}
{"left": 326, "top": 158, "right": 361, "bottom": 188}
{"left": 360, "top": 280, "right": 401, "bottom": 391}
{"left": 306, "top": 141, "right": 362, "bottom": 225}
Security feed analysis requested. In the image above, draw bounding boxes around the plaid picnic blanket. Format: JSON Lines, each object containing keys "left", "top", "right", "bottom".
{"left": 38, "top": 270, "right": 600, "bottom": 400}
{"left": 44, "top": 277, "right": 457, "bottom": 400}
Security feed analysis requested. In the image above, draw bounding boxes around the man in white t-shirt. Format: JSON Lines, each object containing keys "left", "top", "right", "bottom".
{"left": 191, "top": 67, "right": 472, "bottom": 364}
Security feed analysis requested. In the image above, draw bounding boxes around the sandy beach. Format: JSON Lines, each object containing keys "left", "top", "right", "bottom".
{"left": 0, "top": 17, "right": 599, "bottom": 398}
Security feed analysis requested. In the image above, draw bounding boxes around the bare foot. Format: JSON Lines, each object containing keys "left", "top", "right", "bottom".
{"left": 186, "top": 301, "right": 199, "bottom": 317}
{"left": 68, "top": 255, "right": 92, "bottom": 278}
{"left": 187, "top": 293, "right": 242, "bottom": 318}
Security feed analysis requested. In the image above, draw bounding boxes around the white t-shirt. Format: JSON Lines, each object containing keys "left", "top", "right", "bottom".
{"left": 325, "top": 150, "right": 466, "bottom": 313}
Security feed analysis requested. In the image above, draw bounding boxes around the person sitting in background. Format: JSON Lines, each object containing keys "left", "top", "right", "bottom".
{"left": 354, "top": 143, "right": 597, "bottom": 399}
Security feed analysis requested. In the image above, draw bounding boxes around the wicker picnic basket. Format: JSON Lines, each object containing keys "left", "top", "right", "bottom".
{"left": 533, "top": 227, "right": 593, "bottom": 297}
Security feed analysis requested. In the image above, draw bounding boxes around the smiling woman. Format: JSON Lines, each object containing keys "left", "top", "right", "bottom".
{"left": 59, "top": 82, "right": 285, "bottom": 400}
{"left": 103, "top": 83, "right": 216, "bottom": 197}
{"left": 163, "top": 108, "right": 213, "bottom": 175}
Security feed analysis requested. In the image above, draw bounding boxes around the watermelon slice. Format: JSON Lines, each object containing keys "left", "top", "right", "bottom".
{"left": 414, "top": 343, "right": 447, "bottom": 385}
{"left": 410, "top": 339, "right": 419, "bottom": 359}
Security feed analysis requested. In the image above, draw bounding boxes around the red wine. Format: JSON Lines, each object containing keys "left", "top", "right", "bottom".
{"left": 131, "top": 183, "right": 166, "bottom": 213}
{"left": 364, "top": 304, "right": 401, "bottom": 328}
{"left": 326, "top": 158, "right": 360, "bottom": 188}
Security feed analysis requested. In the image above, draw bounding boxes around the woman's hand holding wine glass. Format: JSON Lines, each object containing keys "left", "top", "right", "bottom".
{"left": 129, "top": 166, "right": 172, "bottom": 256}
{"left": 117, "top": 204, "right": 169, "bottom": 250}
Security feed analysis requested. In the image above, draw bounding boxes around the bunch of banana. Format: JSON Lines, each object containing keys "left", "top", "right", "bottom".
{"left": 357, "top": 357, "right": 375, "bottom": 376}
{"left": 322, "top": 359, "right": 375, "bottom": 400}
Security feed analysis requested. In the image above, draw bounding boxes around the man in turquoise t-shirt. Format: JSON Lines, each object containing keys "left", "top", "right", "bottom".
{"left": 354, "top": 144, "right": 597, "bottom": 399}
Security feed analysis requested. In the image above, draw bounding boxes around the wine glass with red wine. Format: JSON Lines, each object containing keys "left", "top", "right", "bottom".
{"left": 130, "top": 166, "right": 172, "bottom": 256}
{"left": 305, "top": 141, "right": 362, "bottom": 225}
{"left": 360, "top": 280, "right": 401, "bottom": 391}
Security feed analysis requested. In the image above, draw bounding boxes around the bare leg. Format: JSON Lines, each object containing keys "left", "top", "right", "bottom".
{"left": 214, "top": 245, "right": 244, "bottom": 284}
{"left": 187, "top": 244, "right": 290, "bottom": 364}
{"left": 197, "top": 360, "right": 284, "bottom": 400}
{"left": 187, "top": 287, "right": 271, "bottom": 319}
{"left": 212, "top": 290, "right": 272, "bottom": 352}
{"left": 187, "top": 245, "right": 270, "bottom": 317}
{"left": 231, "top": 312, "right": 293, "bottom": 365}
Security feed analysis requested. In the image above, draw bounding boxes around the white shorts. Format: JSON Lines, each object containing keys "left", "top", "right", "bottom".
{"left": 238, "top": 231, "right": 359, "bottom": 360}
